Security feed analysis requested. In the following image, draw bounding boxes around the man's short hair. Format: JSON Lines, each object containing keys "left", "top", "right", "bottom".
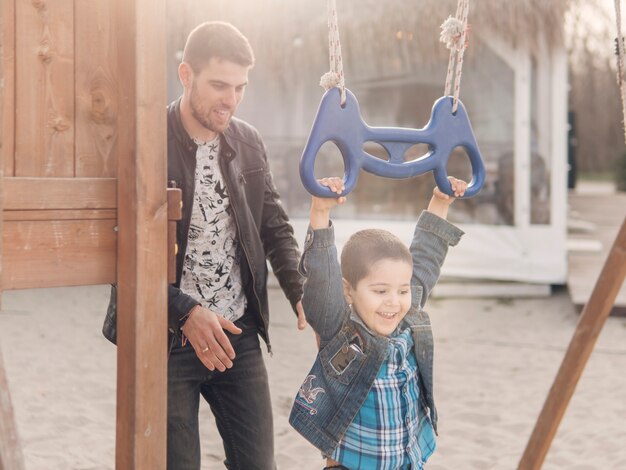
{"left": 340, "top": 229, "right": 412, "bottom": 287}
{"left": 183, "top": 21, "right": 255, "bottom": 72}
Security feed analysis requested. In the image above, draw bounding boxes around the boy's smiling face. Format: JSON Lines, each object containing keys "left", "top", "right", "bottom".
{"left": 343, "top": 258, "right": 413, "bottom": 336}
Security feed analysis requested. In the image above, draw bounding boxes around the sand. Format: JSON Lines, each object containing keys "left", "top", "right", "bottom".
{"left": 1, "top": 281, "right": 626, "bottom": 469}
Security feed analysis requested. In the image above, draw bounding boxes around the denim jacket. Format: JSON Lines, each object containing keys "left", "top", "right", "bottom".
{"left": 289, "top": 211, "right": 464, "bottom": 456}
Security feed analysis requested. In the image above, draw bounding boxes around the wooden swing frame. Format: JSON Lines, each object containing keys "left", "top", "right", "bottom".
{"left": 0, "top": 0, "right": 176, "bottom": 468}
{"left": 518, "top": 217, "right": 626, "bottom": 469}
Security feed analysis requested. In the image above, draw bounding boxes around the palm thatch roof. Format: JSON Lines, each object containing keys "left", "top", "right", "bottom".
{"left": 166, "top": 0, "right": 569, "bottom": 97}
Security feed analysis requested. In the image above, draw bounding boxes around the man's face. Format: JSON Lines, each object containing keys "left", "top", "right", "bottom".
{"left": 343, "top": 258, "right": 413, "bottom": 337}
{"left": 185, "top": 57, "right": 250, "bottom": 134}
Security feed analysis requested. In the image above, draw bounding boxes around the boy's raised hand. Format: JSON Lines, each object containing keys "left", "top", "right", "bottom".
{"left": 312, "top": 177, "right": 346, "bottom": 209}
{"left": 310, "top": 177, "right": 346, "bottom": 229}
{"left": 433, "top": 176, "right": 468, "bottom": 201}
{"left": 428, "top": 176, "right": 468, "bottom": 220}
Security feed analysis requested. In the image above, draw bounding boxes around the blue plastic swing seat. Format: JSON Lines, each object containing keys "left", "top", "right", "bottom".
{"left": 299, "top": 87, "right": 486, "bottom": 198}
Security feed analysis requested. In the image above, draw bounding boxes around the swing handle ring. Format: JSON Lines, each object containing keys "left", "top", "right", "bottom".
{"left": 299, "top": 88, "right": 485, "bottom": 199}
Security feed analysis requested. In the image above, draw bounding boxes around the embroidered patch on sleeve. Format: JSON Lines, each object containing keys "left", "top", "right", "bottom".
{"left": 296, "top": 374, "right": 326, "bottom": 415}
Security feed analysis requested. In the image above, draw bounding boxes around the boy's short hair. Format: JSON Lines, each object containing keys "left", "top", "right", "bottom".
{"left": 183, "top": 21, "right": 255, "bottom": 73}
{"left": 340, "top": 229, "right": 412, "bottom": 287}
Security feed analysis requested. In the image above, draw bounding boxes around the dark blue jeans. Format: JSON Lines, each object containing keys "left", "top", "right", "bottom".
{"left": 167, "top": 312, "right": 275, "bottom": 470}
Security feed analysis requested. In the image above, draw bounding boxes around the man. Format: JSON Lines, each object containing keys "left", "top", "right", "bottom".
{"left": 133, "top": 21, "right": 304, "bottom": 469}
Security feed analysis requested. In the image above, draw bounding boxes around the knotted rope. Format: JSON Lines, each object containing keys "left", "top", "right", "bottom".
{"left": 320, "top": 0, "right": 346, "bottom": 105}
{"left": 441, "top": 0, "right": 470, "bottom": 113}
{"left": 616, "top": 0, "right": 626, "bottom": 143}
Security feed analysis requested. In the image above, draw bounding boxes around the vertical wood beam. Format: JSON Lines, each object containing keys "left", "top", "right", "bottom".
{"left": 1, "top": 0, "right": 16, "bottom": 307}
{"left": 1, "top": 0, "right": 15, "bottom": 177}
{"left": 114, "top": 0, "right": 167, "bottom": 468}
{"left": 1, "top": 0, "right": 15, "bottom": 408}
{"left": 518, "top": 217, "right": 626, "bottom": 470}
{"left": 0, "top": 0, "right": 19, "bottom": 436}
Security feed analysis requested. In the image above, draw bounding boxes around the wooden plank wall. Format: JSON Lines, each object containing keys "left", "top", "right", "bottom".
{"left": 75, "top": 0, "right": 118, "bottom": 177}
{"left": 2, "top": 0, "right": 119, "bottom": 290}
{"left": 15, "top": 0, "right": 74, "bottom": 177}
{"left": 8, "top": 0, "right": 118, "bottom": 178}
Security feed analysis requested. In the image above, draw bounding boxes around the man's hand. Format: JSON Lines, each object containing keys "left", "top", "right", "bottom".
{"left": 181, "top": 305, "right": 242, "bottom": 372}
{"left": 295, "top": 300, "right": 319, "bottom": 346}
{"left": 296, "top": 300, "right": 307, "bottom": 330}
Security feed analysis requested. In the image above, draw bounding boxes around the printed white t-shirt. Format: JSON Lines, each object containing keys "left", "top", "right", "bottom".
{"left": 180, "top": 138, "right": 247, "bottom": 322}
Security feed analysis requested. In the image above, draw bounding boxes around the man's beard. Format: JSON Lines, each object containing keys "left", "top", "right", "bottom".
{"left": 189, "top": 83, "right": 231, "bottom": 133}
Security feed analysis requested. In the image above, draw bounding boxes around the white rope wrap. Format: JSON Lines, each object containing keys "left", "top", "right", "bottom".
{"left": 616, "top": 0, "right": 626, "bottom": 144}
{"left": 319, "top": 71, "right": 341, "bottom": 90}
{"left": 440, "top": 16, "right": 465, "bottom": 50}
{"left": 441, "top": 0, "right": 470, "bottom": 113}
{"left": 321, "top": 0, "right": 346, "bottom": 105}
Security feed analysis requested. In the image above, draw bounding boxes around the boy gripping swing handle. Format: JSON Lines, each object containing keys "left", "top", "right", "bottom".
{"left": 290, "top": 176, "right": 467, "bottom": 470}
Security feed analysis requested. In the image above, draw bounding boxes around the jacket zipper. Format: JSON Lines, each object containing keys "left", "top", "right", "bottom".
{"left": 222, "top": 165, "right": 272, "bottom": 355}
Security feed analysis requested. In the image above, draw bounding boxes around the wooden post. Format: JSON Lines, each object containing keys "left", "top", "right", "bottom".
{"left": 0, "top": 347, "right": 25, "bottom": 470}
{"left": 0, "top": 5, "right": 22, "bottom": 464}
{"left": 114, "top": 0, "right": 168, "bottom": 468}
{"left": 1, "top": 0, "right": 15, "bottom": 181}
{"left": 518, "top": 216, "right": 626, "bottom": 470}
{"left": 1, "top": 0, "right": 17, "bottom": 308}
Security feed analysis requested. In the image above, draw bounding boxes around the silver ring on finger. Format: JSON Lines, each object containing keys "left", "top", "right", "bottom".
{"left": 201, "top": 346, "right": 209, "bottom": 353}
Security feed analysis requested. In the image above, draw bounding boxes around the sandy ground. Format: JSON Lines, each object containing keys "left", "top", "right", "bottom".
{"left": 1, "top": 281, "right": 626, "bottom": 469}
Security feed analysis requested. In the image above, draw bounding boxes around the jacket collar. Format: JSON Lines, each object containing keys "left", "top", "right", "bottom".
{"left": 169, "top": 97, "right": 196, "bottom": 154}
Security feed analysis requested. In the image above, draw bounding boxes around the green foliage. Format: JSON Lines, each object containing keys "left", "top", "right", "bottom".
{"left": 578, "top": 171, "right": 614, "bottom": 182}
{"left": 616, "top": 150, "right": 626, "bottom": 192}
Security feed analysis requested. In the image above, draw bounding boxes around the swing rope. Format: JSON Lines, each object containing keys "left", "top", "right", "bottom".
{"left": 615, "top": 0, "right": 626, "bottom": 144}
{"left": 440, "top": 0, "right": 470, "bottom": 113}
{"left": 320, "top": 0, "right": 470, "bottom": 111}
{"left": 320, "top": 0, "right": 347, "bottom": 105}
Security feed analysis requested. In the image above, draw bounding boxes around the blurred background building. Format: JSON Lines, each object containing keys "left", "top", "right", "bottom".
{"left": 165, "top": 0, "right": 624, "bottom": 285}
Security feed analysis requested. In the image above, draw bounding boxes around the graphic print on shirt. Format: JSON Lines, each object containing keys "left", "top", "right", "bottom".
{"left": 180, "top": 139, "right": 247, "bottom": 322}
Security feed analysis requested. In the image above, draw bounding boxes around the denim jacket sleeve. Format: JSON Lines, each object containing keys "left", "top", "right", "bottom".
{"left": 411, "top": 211, "right": 464, "bottom": 308}
{"left": 298, "top": 222, "right": 349, "bottom": 342}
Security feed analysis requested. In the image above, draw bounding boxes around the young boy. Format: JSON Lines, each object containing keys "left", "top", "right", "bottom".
{"left": 289, "top": 176, "right": 467, "bottom": 470}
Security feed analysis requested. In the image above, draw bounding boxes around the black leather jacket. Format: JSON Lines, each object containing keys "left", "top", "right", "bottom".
{"left": 168, "top": 98, "right": 304, "bottom": 347}
{"left": 107, "top": 99, "right": 303, "bottom": 349}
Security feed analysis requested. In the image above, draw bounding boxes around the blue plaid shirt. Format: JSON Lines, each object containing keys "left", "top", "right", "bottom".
{"left": 330, "top": 327, "right": 436, "bottom": 469}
